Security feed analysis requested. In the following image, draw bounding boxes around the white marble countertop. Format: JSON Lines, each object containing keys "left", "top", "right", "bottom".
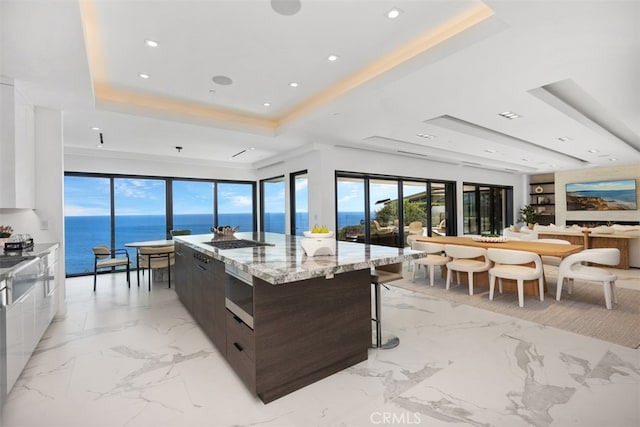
{"left": 175, "top": 232, "right": 424, "bottom": 285}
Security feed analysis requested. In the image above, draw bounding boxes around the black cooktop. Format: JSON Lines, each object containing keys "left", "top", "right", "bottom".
{"left": 203, "top": 239, "right": 273, "bottom": 250}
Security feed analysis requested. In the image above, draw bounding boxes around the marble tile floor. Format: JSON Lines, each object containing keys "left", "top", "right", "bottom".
{"left": 1, "top": 269, "right": 639, "bottom": 427}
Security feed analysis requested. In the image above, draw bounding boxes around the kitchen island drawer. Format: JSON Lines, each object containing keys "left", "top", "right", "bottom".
{"left": 226, "top": 310, "right": 254, "bottom": 360}
{"left": 226, "top": 334, "right": 256, "bottom": 392}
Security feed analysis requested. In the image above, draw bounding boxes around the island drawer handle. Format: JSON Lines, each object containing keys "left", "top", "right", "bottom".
{"left": 233, "top": 342, "right": 244, "bottom": 352}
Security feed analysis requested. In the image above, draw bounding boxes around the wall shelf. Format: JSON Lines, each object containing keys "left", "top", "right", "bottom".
{"left": 529, "top": 174, "right": 555, "bottom": 225}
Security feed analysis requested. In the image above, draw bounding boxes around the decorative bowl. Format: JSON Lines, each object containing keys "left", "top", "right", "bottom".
{"left": 211, "top": 226, "right": 239, "bottom": 237}
{"left": 303, "top": 231, "right": 334, "bottom": 238}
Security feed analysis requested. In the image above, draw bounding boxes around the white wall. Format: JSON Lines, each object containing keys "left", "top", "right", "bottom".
{"left": 256, "top": 144, "right": 527, "bottom": 235}
{"left": 65, "top": 150, "right": 258, "bottom": 181}
{"left": 555, "top": 164, "right": 640, "bottom": 225}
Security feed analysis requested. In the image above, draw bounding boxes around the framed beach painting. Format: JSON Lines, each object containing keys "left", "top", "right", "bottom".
{"left": 566, "top": 179, "right": 637, "bottom": 211}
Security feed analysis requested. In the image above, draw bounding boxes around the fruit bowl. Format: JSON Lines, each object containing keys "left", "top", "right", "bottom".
{"left": 303, "top": 231, "right": 334, "bottom": 238}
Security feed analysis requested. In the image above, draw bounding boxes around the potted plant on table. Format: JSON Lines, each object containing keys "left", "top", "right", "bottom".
{"left": 519, "top": 205, "right": 537, "bottom": 229}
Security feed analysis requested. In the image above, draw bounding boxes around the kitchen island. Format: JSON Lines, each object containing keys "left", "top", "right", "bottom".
{"left": 173, "top": 232, "right": 422, "bottom": 403}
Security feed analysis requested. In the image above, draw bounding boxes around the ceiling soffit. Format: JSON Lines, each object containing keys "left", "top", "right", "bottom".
{"left": 78, "top": 0, "right": 495, "bottom": 135}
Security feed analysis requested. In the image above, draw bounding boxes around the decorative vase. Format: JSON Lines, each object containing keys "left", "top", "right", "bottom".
{"left": 528, "top": 223, "right": 535, "bottom": 230}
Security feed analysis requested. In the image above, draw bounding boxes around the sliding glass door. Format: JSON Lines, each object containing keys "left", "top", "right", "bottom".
{"left": 369, "top": 178, "right": 400, "bottom": 247}
{"left": 260, "top": 176, "right": 286, "bottom": 233}
{"left": 336, "top": 176, "right": 366, "bottom": 242}
{"left": 403, "top": 181, "right": 427, "bottom": 236}
{"left": 463, "top": 183, "right": 512, "bottom": 235}
{"left": 336, "top": 172, "right": 456, "bottom": 246}
{"left": 290, "top": 170, "right": 308, "bottom": 236}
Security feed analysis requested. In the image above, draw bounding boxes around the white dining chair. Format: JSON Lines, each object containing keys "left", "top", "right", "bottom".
{"left": 486, "top": 248, "right": 544, "bottom": 307}
{"left": 556, "top": 248, "right": 620, "bottom": 309}
{"left": 411, "top": 241, "right": 450, "bottom": 287}
{"left": 444, "top": 244, "right": 491, "bottom": 295}
{"left": 536, "top": 238, "right": 571, "bottom": 266}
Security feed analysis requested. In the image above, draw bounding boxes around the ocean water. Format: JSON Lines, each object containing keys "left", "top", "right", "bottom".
{"left": 66, "top": 212, "right": 322, "bottom": 275}
{"left": 567, "top": 189, "right": 637, "bottom": 209}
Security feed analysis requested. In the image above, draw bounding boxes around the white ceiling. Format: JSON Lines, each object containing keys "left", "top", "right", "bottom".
{"left": 2, "top": 0, "right": 639, "bottom": 173}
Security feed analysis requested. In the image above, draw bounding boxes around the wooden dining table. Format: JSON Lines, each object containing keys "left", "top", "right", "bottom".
{"left": 416, "top": 236, "right": 584, "bottom": 296}
{"left": 416, "top": 236, "right": 583, "bottom": 257}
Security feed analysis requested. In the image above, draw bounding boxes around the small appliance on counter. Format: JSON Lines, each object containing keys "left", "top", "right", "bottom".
{"left": 301, "top": 231, "right": 336, "bottom": 257}
{"left": 4, "top": 234, "right": 34, "bottom": 252}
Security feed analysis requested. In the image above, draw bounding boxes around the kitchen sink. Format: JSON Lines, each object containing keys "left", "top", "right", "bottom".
{"left": 203, "top": 239, "right": 274, "bottom": 250}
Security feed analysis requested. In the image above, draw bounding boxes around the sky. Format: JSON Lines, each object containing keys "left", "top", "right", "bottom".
{"left": 64, "top": 176, "right": 259, "bottom": 216}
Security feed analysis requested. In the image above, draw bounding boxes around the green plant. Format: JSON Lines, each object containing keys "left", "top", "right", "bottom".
{"left": 519, "top": 205, "right": 537, "bottom": 224}
{"left": 375, "top": 200, "right": 426, "bottom": 224}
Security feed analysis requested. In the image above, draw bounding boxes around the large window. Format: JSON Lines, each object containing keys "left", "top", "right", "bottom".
{"left": 64, "top": 173, "right": 256, "bottom": 276}
{"left": 172, "top": 180, "right": 214, "bottom": 234}
{"left": 463, "top": 183, "right": 512, "bottom": 235}
{"left": 64, "top": 176, "right": 111, "bottom": 275}
{"left": 114, "top": 178, "right": 166, "bottom": 268}
{"left": 335, "top": 172, "right": 456, "bottom": 247}
{"left": 260, "top": 175, "right": 286, "bottom": 233}
{"left": 217, "top": 182, "right": 255, "bottom": 233}
{"left": 290, "top": 170, "right": 308, "bottom": 236}
{"left": 336, "top": 176, "right": 366, "bottom": 242}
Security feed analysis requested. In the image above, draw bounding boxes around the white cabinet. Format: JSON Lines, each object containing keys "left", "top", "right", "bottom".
{"left": 2, "top": 247, "right": 58, "bottom": 397}
{"left": 0, "top": 78, "right": 35, "bottom": 208}
{"left": 4, "top": 289, "right": 33, "bottom": 393}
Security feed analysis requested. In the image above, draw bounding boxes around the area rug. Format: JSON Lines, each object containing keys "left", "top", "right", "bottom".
{"left": 391, "top": 267, "right": 640, "bottom": 349}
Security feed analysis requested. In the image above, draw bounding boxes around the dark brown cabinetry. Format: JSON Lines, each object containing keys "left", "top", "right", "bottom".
{"left": 174, "top": 242, "right": 371, "bottom": 403}
{"left": 175, "top": 242, "right": 226, "bottom": 354}
{"left": 174, "top": 243, "right": 192, "bottom": 309}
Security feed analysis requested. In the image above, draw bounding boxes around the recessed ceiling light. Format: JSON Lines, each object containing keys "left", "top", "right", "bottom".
{"left": 609, "top": 158, "right": 617, "bottom": 161}
{"left": 588, "top": 149, "right": 599, "bottom": 153}
{"left": 263, "top": 102, "right": 271, "bottom": 107}
{"left": 250, "top": 147, "right": 256, "bottom": 150}
{"left": 145, "top": 39, "right": 159, "bottom": 48}
{"left": 91, "top": 127, "right": 101, "bottom": 131}
{"left": 212, "top": 75, "right": 233, "bottom": 85}
{"left": 387, "top": 8, "right": 402, "bottom": 19}
{"left": 498, "top": 111, "right": 521, "bottom": 119}
{"left": 289, "top": 82, "right": 299, "bottom": 87}
{"left": 138, "top": 73, "right": 150, "bottom": 79}
{"left": 485, "top": 149, "right": 496, "bottom": 153}
{"left": 327, "top": 55, "right": 339, "bottom": 62}
{"left": 557, "top": 136, "right": 572, "bottom": 142}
